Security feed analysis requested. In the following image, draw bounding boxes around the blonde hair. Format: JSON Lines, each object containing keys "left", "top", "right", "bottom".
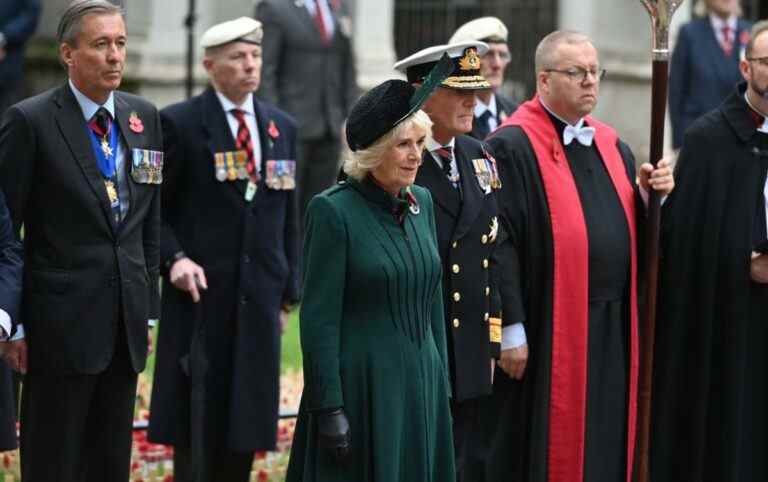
{"left": 343, "top": 110, "right": 433, "bottom": 181}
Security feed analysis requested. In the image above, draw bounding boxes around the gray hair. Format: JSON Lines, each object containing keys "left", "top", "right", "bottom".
{"left": 534, "top": 30, "right": 592, "bottom": 73}
{"left": 343, "top": 110, "right": 433, "bottom": 182}
{"left": 57, "top": 0, "right": 124, "bottom": 46}
{"left": 747, "top": 20, "right": 768, "bottom": 58}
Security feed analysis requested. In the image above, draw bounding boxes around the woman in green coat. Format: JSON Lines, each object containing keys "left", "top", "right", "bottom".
{"left": 286, "top": 71, "right": 456, "bottom": 482}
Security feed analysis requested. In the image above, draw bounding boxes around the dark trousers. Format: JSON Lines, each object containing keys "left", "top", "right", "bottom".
{"left": 173, "top": 445, "right": 254, "bottom": 482}
{"left": 452, "top": 397, "right": 491, "bottom": 482}
{"left": 19, "top": 327, "right": 138, "bottom": 482}
{"left": 296, "top": 136, "right": 342, "bottom": 228}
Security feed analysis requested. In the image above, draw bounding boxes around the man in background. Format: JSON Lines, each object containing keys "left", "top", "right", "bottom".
{"left": 256, "top": 0, "right": 358, "bottom": 226}
{"left": 148, "top": 17, "right": 299, "bottom": 482}
{"left": 0, "top": 0, "right": 41, "bottom": 115}
{"left": 669, "top": 0, "right": 750, "bottom": 149}
{"left": 450, "top": 17, "right": 517, "bottom": 141}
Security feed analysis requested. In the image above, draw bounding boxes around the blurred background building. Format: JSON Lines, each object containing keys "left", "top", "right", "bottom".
{"left": 19, "top": 0, "right": 768, "bottom": 161}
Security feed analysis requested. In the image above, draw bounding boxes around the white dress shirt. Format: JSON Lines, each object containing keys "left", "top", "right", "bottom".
{"left": 474, "top": 94, "right": 499, "bottom": 134}
{"left": 216, "top": 91, "right": 263, "bottom": 175}
{"left": 710, "top": 13, "right": 738, "bottom": 47}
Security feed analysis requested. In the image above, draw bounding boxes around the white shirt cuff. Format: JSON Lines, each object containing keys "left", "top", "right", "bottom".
{"left": 148, "top": 319, "right": 158, "bottom": 328}
{"left": 0, "top": 309, "right": 9, "bottom": 340}
{"left": 10, "top": 324, "right": 24, "bottom": 341}
{"left": 502, "top": 322, "right": 527, "bottom": 350}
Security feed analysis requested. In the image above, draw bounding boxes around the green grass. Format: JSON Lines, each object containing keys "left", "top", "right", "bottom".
{"left": 145, "top": 309, "right": 302, "bottom": 378}
{"left": 281, "top": 309, "right": 303, "bottom": 373}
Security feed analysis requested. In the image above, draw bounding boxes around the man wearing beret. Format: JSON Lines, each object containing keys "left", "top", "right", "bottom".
{"left": 0, "top": 1, "right": 162, "bottom": 480}
{"left": 450, "top": 17, "right": 518, "bottom": 141}
{"left": 147, "top": 17, "right": 299, "bottom": 482}
{"left": 395, "top": 41, "right": 504, "bottom": 481}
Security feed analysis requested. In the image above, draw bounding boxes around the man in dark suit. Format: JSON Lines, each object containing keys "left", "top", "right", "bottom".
{"left": 669, "top": 0, "right": 750, "bottom": 149}
{"left": 256, "top": 0, "right": 358, "bottom": 225}
{"left": 0, "top": 1, "right": 162, "bottom": 480}
{"left": 0, "top": 190, "right": 22, "bottom": 453}
{"left": 0, "top": 0, "right": 40, "bottom": 115}
{"left": 395, "top": 41, "right": 503, "bottom": 481}
{"left": 147, "top": 17, "right": 299, "bottom": 482}
{"left": 450, "top": 17, "right": 518, "bottom": 141}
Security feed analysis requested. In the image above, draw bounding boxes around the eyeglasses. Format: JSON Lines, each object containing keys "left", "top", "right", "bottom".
{"left": 748, "top": 57, "right": 768, "bottom": 67}
{"left": 545, "top": 67, "right": 607, "bottom": 83}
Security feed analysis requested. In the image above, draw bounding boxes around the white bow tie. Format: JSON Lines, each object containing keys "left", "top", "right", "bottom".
{"left": 759, "top": 117, "right": 768, "bottom": 134}
{"left": 563, "top": 124, "right": 596, "bottom": 146}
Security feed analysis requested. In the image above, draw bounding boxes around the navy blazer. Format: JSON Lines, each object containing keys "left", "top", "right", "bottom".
{"left": 0, "top": 0, "right": 40, "bottom": 85}
{"left": 669, "top": 17, "right": 752, "bottom": 149}
{"left": 0, "top": 190, "right": 21, "bottom": 329}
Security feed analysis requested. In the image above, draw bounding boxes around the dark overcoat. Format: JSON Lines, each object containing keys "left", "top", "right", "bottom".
{"left": 415, "top": 134, "right": 502, "bottom": 402}
{"left": 148, "top": 87, "right": 300, "bottom": 452}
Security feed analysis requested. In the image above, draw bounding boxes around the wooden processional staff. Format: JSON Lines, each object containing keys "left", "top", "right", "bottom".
{"left": 635, "top": 1, "right": 685, "bottom": 481}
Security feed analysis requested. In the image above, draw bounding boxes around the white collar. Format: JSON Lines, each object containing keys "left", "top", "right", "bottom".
{"left": 427, "top": 136, "right": 455, "bottom": 153}
{"left": 474, "top": 94, "right": 498, "bottom": 118}
{"left": 216, "top": 91, "right": 255, "bottom": 117}
{"left": 539, "top": 97, "right": 585, "bottom": 129}
{"left": 710, "top": 13, "right": 737, "bottom": 32}
{"left": 68, "top": 79, "right": 115, "bottom": 121}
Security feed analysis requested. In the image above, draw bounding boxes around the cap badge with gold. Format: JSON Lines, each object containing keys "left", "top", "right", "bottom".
{"left": 393, "top": 41, "right": 492, "bottom": 91}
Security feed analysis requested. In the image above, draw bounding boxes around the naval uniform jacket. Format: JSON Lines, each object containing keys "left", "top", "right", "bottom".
{"left": 415, "top": 134, "right": 502, "bottom": 402}
{"left": 148, "top": 87, "right": 300, "bottom": 451}
{"left": 0, "top": 84, "right": 162, "bottom": 375}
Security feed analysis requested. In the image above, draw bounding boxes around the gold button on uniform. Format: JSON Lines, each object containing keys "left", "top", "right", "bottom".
{"left": 453, "top": 318, "right": 460, "bottom": 328}
{"left": 481, "top": 235, "right": 488, "bottom": 244}
{"left": 482, "top": 259, "right": 489, "bottom": 269}
{"left": 485, "top": 286, "right": 490, "bottom": 296}
{"left": 453, "top": 292, "right": 461, "bottom": 302}
{"left": 452, "top": 241, "right": 458, "bottom": 249}
{"left": 452, "top": 264, "right": 460, "bottom": 274}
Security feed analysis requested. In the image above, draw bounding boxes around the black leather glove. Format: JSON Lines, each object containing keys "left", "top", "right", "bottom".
{"left": 317, "top": 408, "right": 351, "bottom": 464}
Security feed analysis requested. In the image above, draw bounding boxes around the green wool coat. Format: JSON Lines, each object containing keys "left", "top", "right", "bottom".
{"left": 286, "top": 177, "right": 456, "bottom": 482}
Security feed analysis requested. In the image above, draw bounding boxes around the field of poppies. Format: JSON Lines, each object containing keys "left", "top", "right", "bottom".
{"left": 0, "top": 312, "right": 304, "bottom": 482}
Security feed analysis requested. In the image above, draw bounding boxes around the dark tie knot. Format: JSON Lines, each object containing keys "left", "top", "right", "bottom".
{"left": 231, "top": 108, "right": 247, "bottom": 122}
{"left": 91, "top": 107, "right": 112, "bottom": 136}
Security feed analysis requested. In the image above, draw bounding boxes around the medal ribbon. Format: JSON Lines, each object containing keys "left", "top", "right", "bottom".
{"left": 87, "top": 108, "right": 121, "bottom": 223}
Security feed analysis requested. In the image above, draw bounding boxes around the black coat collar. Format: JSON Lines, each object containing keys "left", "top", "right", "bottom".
{"left": 722, "top": 82, "right": 763, "bottom": 145}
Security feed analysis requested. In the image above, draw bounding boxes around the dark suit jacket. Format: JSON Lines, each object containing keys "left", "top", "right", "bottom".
{"left": 0, "top": 190, "right": 21, "bottom": 451}
{"left": 415, "top": 135, "right": 502, "bottom": 402}
{"left": 669, "top": 17, "right": 752, "bottom": 149}
{"left": 148, "top": 88, "right": 299, "bottom": 451}
{"left": 0, "top": 84, "right": 162, "bottom": 375}
{"left": 0, "top": 190, "right": 21, "bottom": 326}
{"left": 256, "top": 0, "right": 358, "bottom": 140}
{"left": 0, "top": 0, "right": 40, "bottom": 86}
{"left": 469, "top": 92, "right": 518, "bottom": 141}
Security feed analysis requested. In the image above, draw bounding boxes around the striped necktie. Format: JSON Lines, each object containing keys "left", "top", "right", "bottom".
{"left": 231, "top": 109, "right": 260, "bottom": 184}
